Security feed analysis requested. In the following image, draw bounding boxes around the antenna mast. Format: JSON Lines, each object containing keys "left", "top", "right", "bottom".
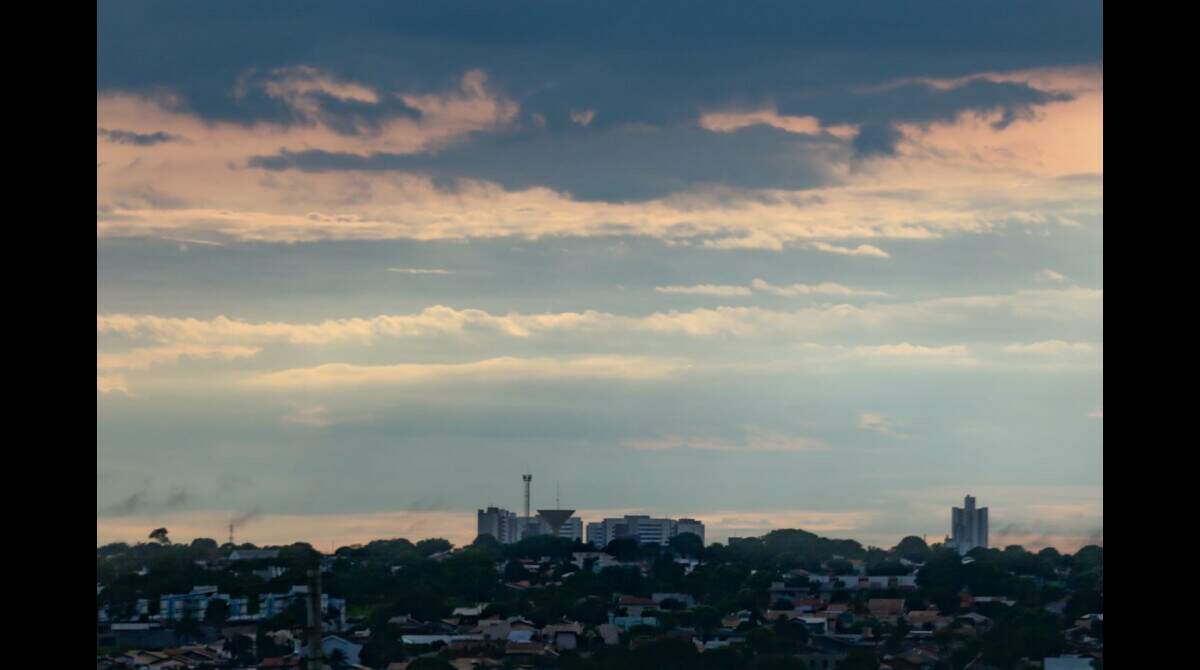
{"left": 522, "top": 473, "right": 532, "bottom": 520}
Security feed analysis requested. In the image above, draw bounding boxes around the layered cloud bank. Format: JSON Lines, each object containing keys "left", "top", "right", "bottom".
{"left": 98, "top": 2, "right": 1101, "bottom": 549}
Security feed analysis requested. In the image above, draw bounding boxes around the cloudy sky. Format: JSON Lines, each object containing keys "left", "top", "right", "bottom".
{"left": 97, "top": 1, "right": 1102, "bottom": 552}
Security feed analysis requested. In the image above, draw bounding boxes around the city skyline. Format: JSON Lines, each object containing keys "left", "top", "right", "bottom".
{"left": 98, "top": 2, "right": 1102, "bottom": 555}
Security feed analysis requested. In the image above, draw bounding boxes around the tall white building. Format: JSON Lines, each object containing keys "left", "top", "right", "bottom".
{"left": 585, "top": 515, "right": 705, "bottom": 547}
{"left": 950, "top": 495, "right": 988, "bottom": 555}
{"left": 477, "top": 507, "right": 521, "bottom": 544}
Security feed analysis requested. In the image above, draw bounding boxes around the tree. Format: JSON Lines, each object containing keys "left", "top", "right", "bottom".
{"left": 204, "top": 598, "right": 229, "bottom": 625}
{"left": 504, "top": 559, "right": 530, "bottom": 582}
{"left": 190, "top": 537, "right": 219, "bottom": 556}
{"left": 604, "top": 538, "right": 641, "bottom": 562}
{"left": 826, "top": 559, "right": 856, "bottom": 576}
{"left": 416, "top": 538, "right": 453, "bottom": 557}
{"left": 360, "top": 627, "right": 404, "bottom": 668}
{"left": 149, "top": 528, "right": 171, "bottom": 544}
{"left": 692, "top": 605, "right": 722, "bottom": 639}
{"left": 979, "top": 608, "right": 1064, "bottom": 667}
{"left": 442, "top": 548, "right": 499, "bottom": 601}
{"left": 885, "top": 618, "right": 909, "bottom": 652}
{"left": 630, "top": 637, "right": 699, "bottom": 670}
{"left": 837, "top": 649, "right": 879, "bottom": 670}
{"left": 469, "top": 533, "right": 503, "bottom": 558}
{"left": 405, "top": 658, "right": 455, "bottom": 670}
{"left": 892, "top": 536, "right": 932, "bottom": 563}
{"left": 227, "top": 634, "right": 255, "bottom": 665}
{"left": 669, "top": 532, "right": 705, "bottom": 558}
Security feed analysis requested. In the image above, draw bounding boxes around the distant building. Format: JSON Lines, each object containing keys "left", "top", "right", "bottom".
{"left": 259, "top": 586, "right": 347, "bottom": 630}
{"left": 950, "top": 495, "right": 988, "bottom": 555}
{"left": 518, "top": 514, "right": 583, "bottom": 541}
{"left": 586, "top": 515, "right": 705, "bottom": 547}
{"left": 675, "top": 518, "right": 705, "bottom": 544}
{"left": 157, "top": 586, "right": 250, "bottom": 621}
{"left": 477, "top": 507, "right": 521, "bottom": 544}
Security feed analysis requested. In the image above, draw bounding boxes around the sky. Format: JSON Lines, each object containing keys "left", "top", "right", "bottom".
{"left": 97, "top": 1, "right": 1102, "bottom": 553}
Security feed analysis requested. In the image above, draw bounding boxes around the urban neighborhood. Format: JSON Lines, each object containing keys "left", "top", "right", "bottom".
{"left": 97, "top": 495, "right": 1103, "bottom": 670}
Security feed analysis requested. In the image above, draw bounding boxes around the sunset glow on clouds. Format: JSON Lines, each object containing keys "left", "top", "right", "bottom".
{"left": 98, "top": 1, "right": 1101, "bottom": 551}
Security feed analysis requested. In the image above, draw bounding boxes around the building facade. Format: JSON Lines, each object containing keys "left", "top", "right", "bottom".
{"left": 517, "top": 514, "right": 583, "bottom": 541}
{"left": 950, "top": 495, "right": 989, "bottom": 555}
{"left": 675, "top": 518, "right": 705, "bottom": 544}
{"left": 585, "top": 515, "right": 705, "bottom": 547}
{"left": 477, "top": 506, "right": 521, "bottom": 544}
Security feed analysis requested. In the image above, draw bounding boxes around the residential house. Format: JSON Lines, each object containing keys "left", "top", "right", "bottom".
{"left": 1044, "top": 655, "right": 1097, "bottom": 670}
{"left": 228, "top": 549, "right": 281, "bottom": 561}
{"left": 867, "top": 598, "right": 905, "bottom": 622}
{"left": 652, "top": 592, "right": 696, "bottom": 608}
{"left": 544, "top": 623, "right": 582, "bottom": 651}
{"left": 617, "top": 594, "right": 657, "bottom": 617}
{"left": 596, "top": 623, "right": 621, "bottom": 646}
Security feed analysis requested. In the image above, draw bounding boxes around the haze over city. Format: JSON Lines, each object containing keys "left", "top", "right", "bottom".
{"left": 98, "top": 2, "right": 1102, "bottom": 554}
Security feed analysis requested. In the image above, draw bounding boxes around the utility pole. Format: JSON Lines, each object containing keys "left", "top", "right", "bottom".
{"left": 302, "top": 567, "right": 325, "bottom": 670}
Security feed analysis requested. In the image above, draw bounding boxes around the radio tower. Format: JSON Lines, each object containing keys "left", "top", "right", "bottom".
{"left": 522, "top": 474, "right": 532, "bottom": 520}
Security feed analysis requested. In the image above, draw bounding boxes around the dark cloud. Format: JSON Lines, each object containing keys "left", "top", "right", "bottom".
{"left": 245, "top": 76, "right": 1068, "bottom": 199}
{"left": 97, "top": 127, "right": 186, "bottom": 146}
{"left": 249, "top": 123, "right": 843, "bottom": 201}
{"left": 852, "top": 123, "right": 905, "bottom": 159}
{"left": 99, "top": 1, "right": 1101, "bottom": 128}
{"left": 165, "top": 487, "right": 192, "bottom": 509}
{"left": 100, "top": 2, "right": 1093, "bottom": 200}
{"left": 106, "top": 489, "right": 149, "bottom": 516}
{"left": 780, "top": 79, "right": 1073, "bottom": 130}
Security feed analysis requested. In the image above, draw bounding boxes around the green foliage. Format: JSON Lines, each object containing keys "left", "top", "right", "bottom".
{"left": 836, "top": 648, "right": 879, "bottom": 670}
{"left": 505, "top": 534, "right": 585, "bottom": 560}
{"left": 979, "top": 607, "right": 1064, "bottom": 667}
{"left": 604, "top": 538, "right": 642, "bottom": 562}
{"left": 915, "top": 548, "right": 966, "bottom": 612}
{"left": 416, "top": 538, "right": 453, "bottom": 557}
{"left": 405, "top": 655, "right": 455, "bottom": 670}
{"left": 96, "top": 526, "right": 1090, "bottom": 669}
{"left": 865, "top": 560, "right": 910, "bottom": 576}
{"left": 469, "top": 533, "right": 503, "bottom": 558}
{"left": 203, "top": 598, "right": 229, "bottom": 624}
{"left": 669, "top": 532, "right": 705, "bottom": 558}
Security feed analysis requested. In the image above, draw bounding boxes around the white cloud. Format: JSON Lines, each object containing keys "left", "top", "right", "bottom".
{"left": 699, "top": 108, "right": 858, "bottom": 139}
{"left": 1002, "top": 340, "right": 1095, "bottom": 355}
{"left": 387, "top": 267, "right": 453, "bottom": 275}
{"left": 1088, "top": 408, "right": 1103, "bottom": 419}
{"left": 851, "top": 343, "right": 974, "bottom": 363}
{"left": 1036, "top": 269, "right": 1067, "bottom": 283}
{"left": 97, "top": 287, "right": 1101, "bottom": 348}
{"left": 246, "top": 355, "right": 692, "bottom": 389}
{"left": 858, "top": 411, "right": 908, "bottom": 438}
{"left": 281, "top": 405, "right": 334, "bottom": 427}
{"left": 655, "top": 284, "right": 752, "bottom": 297}
{"left": 97, "top": 344, "right": 262, "bottom": 371}
{"left": 700, "top": 231, "right": 785, "bottom": 251}
{"left": 569, "top": 109, "right": 596, "bottom": 126}
{"left": 623, "top": 426, "right": 829, "bottom": 453}
{"left": 97, "top": 374, "right": 131, "bottom": 395}
{"left": 810, "top": 242, "right": 891, "bottom": 258}
{"left": 751, "top": 278, "right": 887, "bottom": 297}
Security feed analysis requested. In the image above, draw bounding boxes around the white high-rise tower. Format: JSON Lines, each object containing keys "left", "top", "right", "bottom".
{"left": 950, "top": 495, "right": 988, "bottom": 555}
